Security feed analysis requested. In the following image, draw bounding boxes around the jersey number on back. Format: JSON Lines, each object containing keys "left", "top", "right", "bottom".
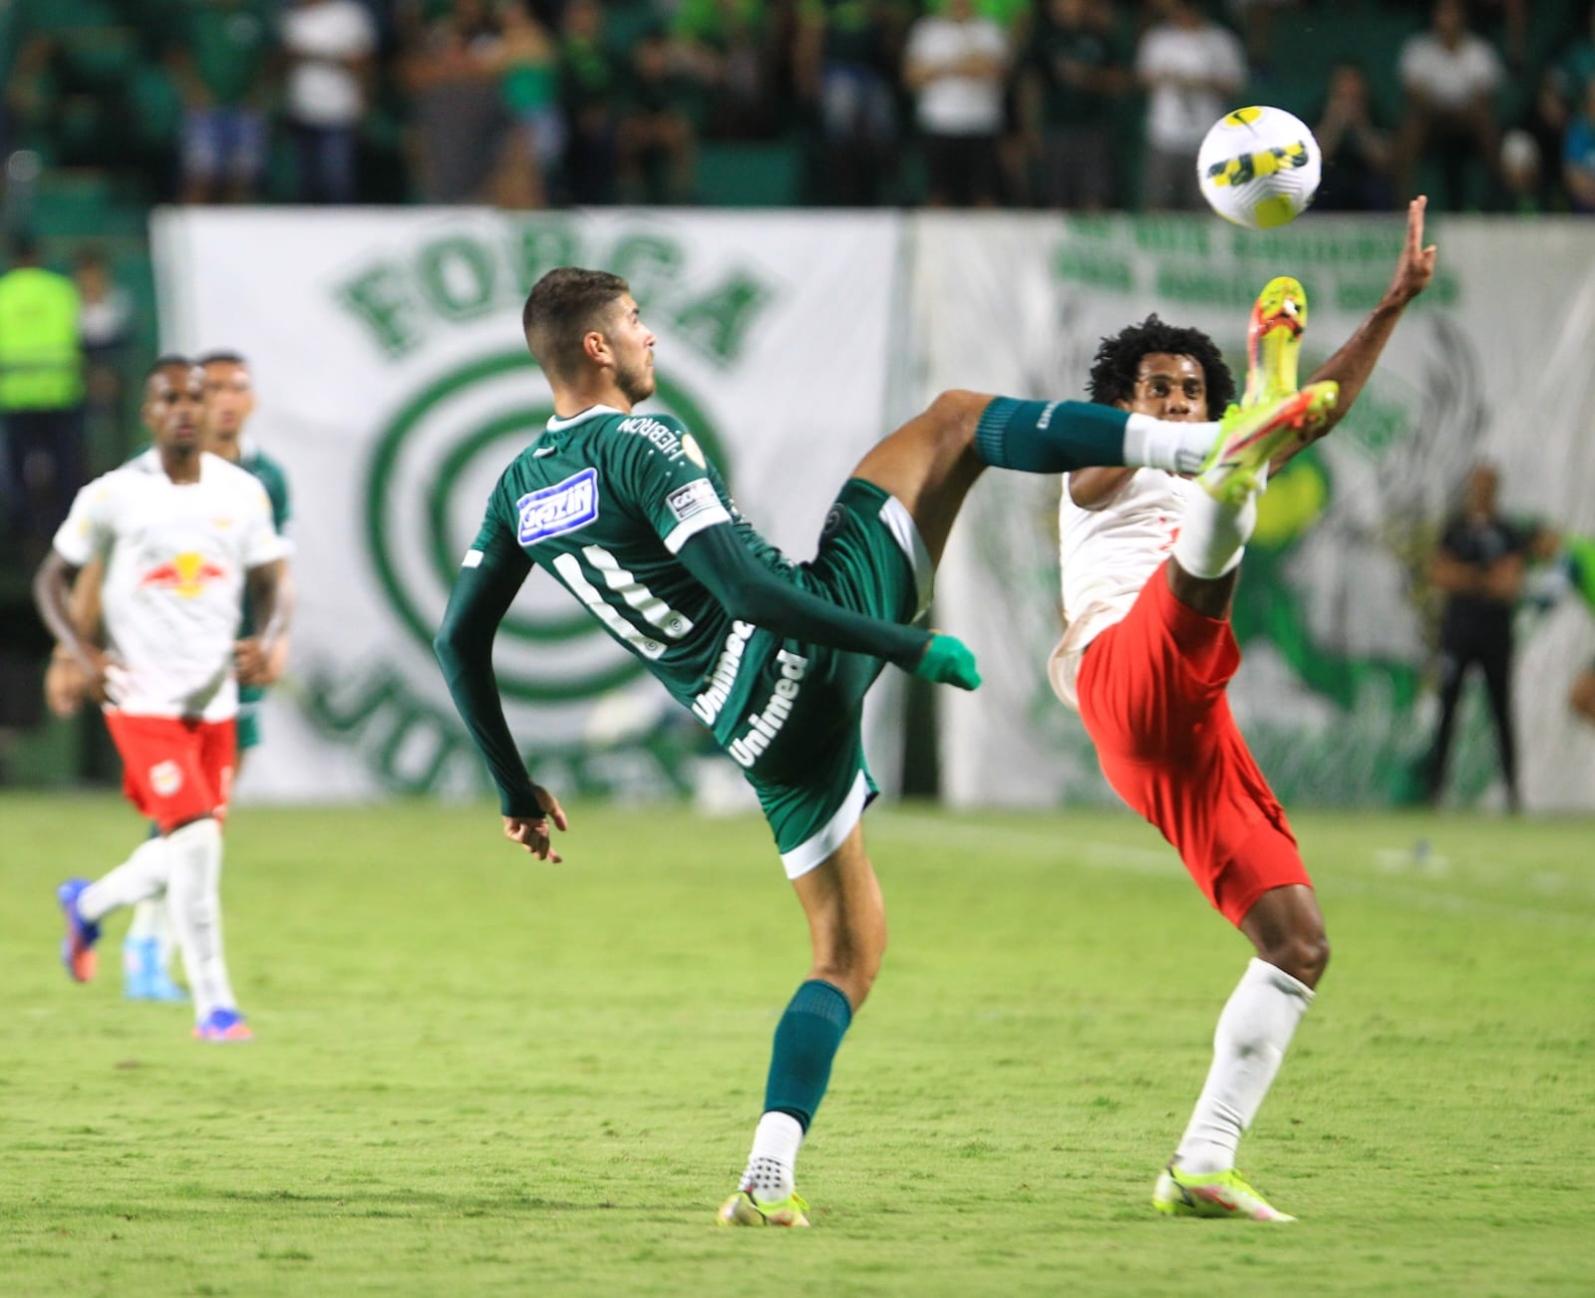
{"left": 553, "top": 545, "right": 694, "bottom": 660}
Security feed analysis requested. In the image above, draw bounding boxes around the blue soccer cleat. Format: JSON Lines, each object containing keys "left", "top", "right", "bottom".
{"left": 193, "top": 1008, "right": 253, "bottom": 1043}
{"left": 123, "top": 936, "right": 188, "bottom": 1002}
{"left": 57, "top": 878, "right": 101, "bottom": 982}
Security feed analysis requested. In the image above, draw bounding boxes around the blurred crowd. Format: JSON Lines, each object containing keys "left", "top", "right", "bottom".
{"left": 3, "top": 0, "right": 1595, "bottom": 211}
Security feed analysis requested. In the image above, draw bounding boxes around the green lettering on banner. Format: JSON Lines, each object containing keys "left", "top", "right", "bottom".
{"left": 506, "top": 220, "right": 579, "bottom": 295}
{"left": 417, "top": 236, "right": 497, "bottom": 322}
{"left": 1134, "top": 217, "right": 1211, "bottom": 256}
{"left": 1054, "top": 247, "right": 1133, "bottom": 292}
{"left": 302, "top": 657, "right": 702, "bottom": 800}
{"left": 337, "top": 263, "right": 423, "bottom": 357}
{"left": 672, "top": 273, "right": 773, "bottom": 364}
{"left": 608, "top": 234, "right": 684, "bottom": 308}
{"left": 1153, "top": 265, "right": 1259, "bottom": 309}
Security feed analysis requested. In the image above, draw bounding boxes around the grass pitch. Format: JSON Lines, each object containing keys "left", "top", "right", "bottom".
{"left": 2, "top": 793, "right": 1592, "bottom": 1297}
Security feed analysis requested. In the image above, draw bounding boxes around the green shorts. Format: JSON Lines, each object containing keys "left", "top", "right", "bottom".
{"left": 740, "top": 478, "right": 934, "bottom": 879}
{"left": 237, "top": 684, "right": 266, "bottom": 752}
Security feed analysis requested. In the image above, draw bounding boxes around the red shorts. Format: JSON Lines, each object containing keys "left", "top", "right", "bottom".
{"left": 104, "top": 712, "right": 236, "bottom": 834}
{"left": 1076, "top": 562, "right": 1311, "bottom": 926}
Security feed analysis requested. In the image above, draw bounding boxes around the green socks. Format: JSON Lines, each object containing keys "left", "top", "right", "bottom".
{"left": 973, "top": 397, "right": 1130, "bottom": 472}
{"left": 974, "top": 396, "right": 1217, "bottom": 475}
{"left": 763, "top": 979, "right": 853, "bottom": 1130}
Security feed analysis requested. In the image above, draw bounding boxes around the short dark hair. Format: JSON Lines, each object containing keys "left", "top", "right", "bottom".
{"left": 1086, "top": 315, "right": 1235, "bottom": 419}
{"left": 147, "top": 353, "right": 193, "bottom": 378}
{"left": 522, "top": 267, "right": 631, "bottom": 379}
{"left": 198, "top": 349, "right": 247, "bottom": 368}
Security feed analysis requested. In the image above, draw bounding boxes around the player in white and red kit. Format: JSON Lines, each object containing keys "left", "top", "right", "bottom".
{"left": 34, "top": 357, "right": 293, "bottom": 1042}
{"left": 1050, "top": 200, "right": 1437, "bottom": 1220}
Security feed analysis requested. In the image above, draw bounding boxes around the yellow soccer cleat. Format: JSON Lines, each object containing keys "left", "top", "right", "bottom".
{"left": 1153, "top": 1162, "right": 1296, "bottom": 1222}
{"left": 717, "top": 1189, "right": 811, "bottom": 1228}
{"left": 1199, "top": 382, "right": 1338, "bottom": 507}
{"left": 1244, "top": 275, "right": 1308, "bottom": 409}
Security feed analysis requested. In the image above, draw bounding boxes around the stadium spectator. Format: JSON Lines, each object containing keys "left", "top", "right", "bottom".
{"left": 1422, "top": 462, "right": 1530, "bottom": 812}
{"left": 495, "top": 0, "right": 564, "bottom": 208}
{"left": 1395, "top": 0, "right": 1502, "bottom": 210}
{"left": 72, "top": 246, "right": 133, "bottom": 458}
{"left": 1556, "top": 2, "right": 1595, "bottom": 107}
{"left": 904, "top": 0, "right": 1008, "bottom": 207}
{"left": 672, "top": 0, "right": 783, "bottom": 139}
{"left": 619, "top": 27, "right": 700, "bottom": 203}
{"left": 797, "top": 0, "right": 911, "bottom": 205}
{"left": 169, "top": 0, "right": 277, "bottom": 204}
{"left": 1313, "top": 62, "right": 1396, "bottom": 212}
{"left": 1564, "top": 78, "right": 1595, "bottom": 213}
{"left": 281, "top": 0, "right": 379, "bottom": 204}
{"left": 560, "top": 0, "right": 623, "bottom": 204}
{"left": 1020, "top": 0, "right": 1129, "bottom": 211}
{"left": 0, "top": 234, "right": 85, "bottom": 549}
{"left": 399, "top": 0, "right": 513, "bottom": 204}
{"left": 1497, "top": 129, "right": 1544, "bottom": 213}
{"left": 1518, "top": 70, "right": 1572, "bottom": 211}
{"left": 1136, "top": 0, "right": 1246, "bottom": 211}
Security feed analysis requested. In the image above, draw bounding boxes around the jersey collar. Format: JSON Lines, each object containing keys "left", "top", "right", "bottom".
{"left": 546, "top": 404, "right": 624, "bottom": 432}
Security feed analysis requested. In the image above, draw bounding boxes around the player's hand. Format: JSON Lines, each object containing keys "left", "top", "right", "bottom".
{"left": 1385, "top": 196, "right": 1438, "bottom": 307}
{"left": 44, "top": 648, "right": 88, "bottom": 719}
{"left": 502, "top": 785, "right": 570, "bottom": 862}
{"left": 912, "top": 633, "right": 982, "bottom": 691}
{"left": 235, "top": 635, "right": 289, "bottom": 686}
{"left": 80, "top": 646, "right": 125, "bottom": 705}
{"left": 234, "top": 636, "right": 283, "bottom": 686}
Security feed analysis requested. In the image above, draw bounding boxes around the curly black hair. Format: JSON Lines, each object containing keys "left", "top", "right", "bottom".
{"left": 1086, "top": 314, "right": 1235, "bottom": 419}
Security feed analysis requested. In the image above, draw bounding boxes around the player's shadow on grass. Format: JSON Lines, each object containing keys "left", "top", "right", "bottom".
{"left": 209, "top": 1187, "right": 635, "bottom": 1214}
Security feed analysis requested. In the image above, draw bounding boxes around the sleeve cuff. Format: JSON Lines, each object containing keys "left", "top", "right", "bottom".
{"left": 663, "top": 505, "right": 733, "bottom": 554}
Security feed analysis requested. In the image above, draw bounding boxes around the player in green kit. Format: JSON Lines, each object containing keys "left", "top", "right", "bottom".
{"left": 433, "top": 268, "right": 1334, "bottom": 1226}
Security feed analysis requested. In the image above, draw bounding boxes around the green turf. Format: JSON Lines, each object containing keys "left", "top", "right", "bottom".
{"left": 2, "top": 793, "right": 1592, "bottom": 1296}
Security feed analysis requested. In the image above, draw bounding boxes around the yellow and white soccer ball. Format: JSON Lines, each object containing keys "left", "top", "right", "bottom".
{"left": 1197, "top": 106, "right": 1322, "bottom": 230}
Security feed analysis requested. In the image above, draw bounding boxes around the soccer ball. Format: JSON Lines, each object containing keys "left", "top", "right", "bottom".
{"left": 1197, "top": 106, "right": 1322, "bottom": 230}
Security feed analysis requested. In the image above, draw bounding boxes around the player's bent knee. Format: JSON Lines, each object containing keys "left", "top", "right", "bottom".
{"left": 1263, "top": 931, "right": 1330, "bottom": 989}
{"left": 925, "top": 389, "right": 986, "bottom": 448}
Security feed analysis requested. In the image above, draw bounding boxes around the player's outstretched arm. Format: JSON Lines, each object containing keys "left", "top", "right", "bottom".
{"left": 1283, "top": 195, "right": 1437, "bottom": 466}
{"left": 676, "top": 525, "right": 981, "bottom": 690}
{"left": 434, "top": 543, "right": 570, "bottom": 860}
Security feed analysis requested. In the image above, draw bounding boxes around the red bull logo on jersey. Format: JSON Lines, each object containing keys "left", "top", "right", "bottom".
{"left": 517, "top": 467, "right": 600, "bottom": 546}
{"left": 140, "top": 551, "right": 228, "bottom": 599}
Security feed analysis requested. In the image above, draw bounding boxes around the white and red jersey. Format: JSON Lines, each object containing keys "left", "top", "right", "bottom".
{"left": 52, "top": 449, "right": 290, "bottom": 722}
{"left": 1047, "top": 468, "right": 1195, "bottom": 709}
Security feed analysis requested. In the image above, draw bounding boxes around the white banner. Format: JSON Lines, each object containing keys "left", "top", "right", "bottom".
{"left": 914, "top": 213, "right": 1595, "bottom": 812}
{"left": 152, "top": 208, "right": 905, "bottom": 805}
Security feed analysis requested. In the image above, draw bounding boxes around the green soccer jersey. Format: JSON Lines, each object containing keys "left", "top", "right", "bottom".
{"left": 240, "top": 443, "right": 292, "bottom": 536}
{"left": 471, "top": 405, "right": 796, "bottom": 753}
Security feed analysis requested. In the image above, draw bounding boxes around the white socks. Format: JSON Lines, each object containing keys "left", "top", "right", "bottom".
{"left": 127, "top": 896, "right": 169, "bottom": 945}
{"left": 163, "top": 818, "right": 237, "bottom": 1021}
{"left": 1174, "top": 958, "right": 1314, "bottom": 1174}
{"left": 740, "top": 1111, "right": 804, "bottom": 1203}
{"left": 79, "top": 837, "right": 169, "bottom": 923}
{"left": 1173, "top": 480, "right": 1260, "bottom": 580}
{"left": 1124, "top": 413, "right": 1220, "bottom": 476}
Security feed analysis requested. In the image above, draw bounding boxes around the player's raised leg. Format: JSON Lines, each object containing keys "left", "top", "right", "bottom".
{"left": 850, "top": 381, "right": 1332, "bottom": 569}
{"left": 719, "top": 824, "right": 883, "bottom": 1228}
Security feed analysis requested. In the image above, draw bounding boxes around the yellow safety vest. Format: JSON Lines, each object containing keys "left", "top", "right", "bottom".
{"left": 0, "top": 267, "right": 84, "bottom": 411}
